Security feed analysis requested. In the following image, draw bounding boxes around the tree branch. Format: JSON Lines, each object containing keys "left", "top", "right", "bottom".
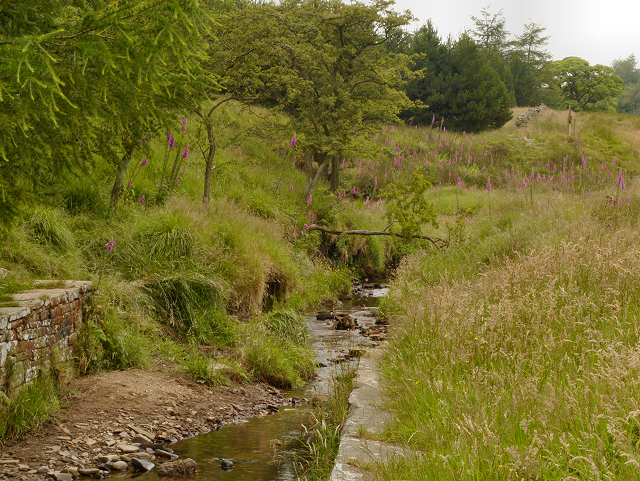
{"left": 305, "top": 224, "right": 448, "bottom": 250}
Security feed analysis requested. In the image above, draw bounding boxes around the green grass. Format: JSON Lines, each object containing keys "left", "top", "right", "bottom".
{"left": 296, "top": 362, "right": 357, "bottom": 480}
{"left": 0, "top": 374, "right": 61, "bottom": 445}
{"left": 375, "top": 182, "right": 640, "bottom": 479}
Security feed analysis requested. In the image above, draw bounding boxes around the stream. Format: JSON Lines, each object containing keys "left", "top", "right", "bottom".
{"left": 122, "top": 283, "right": 388, "bottom": 480}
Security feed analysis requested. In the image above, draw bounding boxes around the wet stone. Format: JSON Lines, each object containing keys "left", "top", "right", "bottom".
{"left": 131, "top": 458, "right": 154, "bottom": 472}
{"left": 156, "top": 458, "right": 197, "bottom": 476}
{"left": 111, "top": 461, "right": 128, "bottom": 471}
{"left": 220, "top": 459, "right": 233, "bottom": 471}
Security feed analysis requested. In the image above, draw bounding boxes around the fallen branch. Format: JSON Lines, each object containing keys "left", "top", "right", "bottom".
{"left": 305, "top": 225, "right": 448, "bottom": 251}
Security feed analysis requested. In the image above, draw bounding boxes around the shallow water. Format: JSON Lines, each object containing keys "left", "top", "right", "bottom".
{"left": 125, "top": 288, "right": 385, "bottom": 480}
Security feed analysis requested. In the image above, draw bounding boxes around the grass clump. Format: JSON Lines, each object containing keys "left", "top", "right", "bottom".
{"left": 295, "top": 363, "right": 357, "bottom": 480}
{"left": 0, "top": 374, "right": 60, "bottom": 445}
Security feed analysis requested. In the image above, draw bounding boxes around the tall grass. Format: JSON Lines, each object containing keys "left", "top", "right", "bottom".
{"left": 378, "top": 189, "right": 640, "bottom": 479}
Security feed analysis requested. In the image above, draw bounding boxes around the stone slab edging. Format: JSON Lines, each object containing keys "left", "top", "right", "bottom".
{"left": 329, "top": 345, "right": 411, "bottom": 481}
{"left": 1, "top": 280, "right": 92, "bottom": 393}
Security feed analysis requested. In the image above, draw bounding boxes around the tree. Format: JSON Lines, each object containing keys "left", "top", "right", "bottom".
{"left": 397, "top": 21, "right": 453, "bottom": 125}
{"left": 0, "top": 0, "right": 214, "bottom": 221}
{"left": 444, "top": 34, "right": 513, "bottom": 131}
{"left": 612, "top": 54, "right": 640, "bottom": 85}
{"left": 549, "top": 57, "right": 623, "bottom": 111}
{"left": 617, "top": 84, "right": 640, "bottom": 115}
{"left": 513, "top": 22, "right": 551, "bottom": 67}
{"left": 470, "top": 7, "right": 510, "bottom": 56}
{"left": 260, "top": 0, "right": 413, "bottom": 196}
{"left": 399, "top": 30, "right": 512, "bottom": 132}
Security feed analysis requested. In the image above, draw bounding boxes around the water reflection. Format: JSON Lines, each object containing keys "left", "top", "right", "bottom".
{"left": 127, "top": 291, "right": 382, "bottom": 480}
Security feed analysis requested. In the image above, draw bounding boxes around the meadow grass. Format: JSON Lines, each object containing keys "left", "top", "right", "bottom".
{"left": 376, "top": 182, "right": 640, "bottom": 480}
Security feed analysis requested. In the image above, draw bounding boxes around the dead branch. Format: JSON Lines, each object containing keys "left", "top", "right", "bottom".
{"left": 305, "top": 225, "right": 448, "bottom": 251}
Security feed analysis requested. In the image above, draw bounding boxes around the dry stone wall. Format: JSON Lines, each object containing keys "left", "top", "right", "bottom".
{"left": 0, "top": 281, "right": 92, "bottom": 394}
{"left": 515, "top": 104, "right": 549, "bottom": 127}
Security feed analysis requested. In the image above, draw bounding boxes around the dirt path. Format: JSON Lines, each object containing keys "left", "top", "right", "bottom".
{"left": 0, "top": 365, "right": 290, "bottom": 479}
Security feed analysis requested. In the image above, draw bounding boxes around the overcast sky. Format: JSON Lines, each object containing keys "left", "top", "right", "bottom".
{"left": 389, "top": 0, "right": 639, "bottom": 66}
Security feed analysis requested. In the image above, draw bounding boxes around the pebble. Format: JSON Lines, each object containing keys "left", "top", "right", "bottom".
{"left": 78, "top": 468, "right": 100, "bottom": 475}
{"left": 117, "top": 443, "right": 140, "bottom": 453}
{"left": 131, "top": 457, "right": 154, "bottom": 472}
{"left": 54, "top": 473, "right": 73, "bottom": 481}
{"left": 111, "top": 461, "right": 128, "bottom": 471}
{"left": 221, "top": 459, "right": 234, "bottom": 471}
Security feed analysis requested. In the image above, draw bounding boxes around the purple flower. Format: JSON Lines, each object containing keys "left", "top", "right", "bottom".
{"left": 141, "top": 158, "right": 148, "bottom": 167}
{"left": 431, "top": 114, "right": 435, "bottom": 124}
{"left": 351, "top": 187, "right": 355, "bottom": 194}
{"left": 307, "top": 195, "right": 312, "bottom": 204}
{"left": 174, "top": 178, "right": 179, "bottom": 185}
{"left": 289, "top": 185, "right": 293, "bottom": 191}
{"left": 105, "top": 239, "right": 114, "bottom": 253}
{"left": 181, "top": 145, "right": 189, "bottom": 159}
{"left": 169, "top": 136, "right": 175, "bottom": 150}
{"left": 304, "top": 223, "right": 308, "bottom": 228}
{"left": 291, "top": 135, "right": 296, "bottom": 148}
{"left": 141, "top": 195, "right": 145, "bottom": 203}
{"left": 487, "top": 180, "right": 492, "bottom": 191}
{"left": 181, "top": 118, "right": 187, "bottom": 134}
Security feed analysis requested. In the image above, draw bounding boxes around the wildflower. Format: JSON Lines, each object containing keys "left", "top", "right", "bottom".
{"left": 307, "top": 195, "right": 312, "bottom": 204}
{"left": 487, "top": 180, "right": 492, "bottom": 191}
{"left": 351, "top": 186, "right": 355, "bottom": 194}
{"left": 304, "top": 223, "right": 308, "bottom": 228}
{"left": 174, "top": 178, "right": 179, "bottom": 185}
{"left": 181, "top": 118, "right": 187, "bottom": 134}
{"left": 289, "top": 185, "right": 293, "bottom": 191}
{"left": 291, "top": 135, "right": 296, "bottom": 148}
{"left": 431, "top": 114, "right": 435, "bottom": 124}
{"left": 104, "top": 239, "right": 114, "bottom": 253}
{"left": 141, "top": 195, "right": 145, "bottom": 203}
{"left": 169, "top": 135, "right": 175, "bottom": 150}
{"left": 181, "top": 145, "right": 189, "bottom": 159}
{"left": 141, "top": 158, "right": 148, "bottom": 167}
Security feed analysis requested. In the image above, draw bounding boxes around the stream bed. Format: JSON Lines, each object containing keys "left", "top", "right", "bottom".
{"left": 123, "top": 284, "right": 388, "bottom": 480}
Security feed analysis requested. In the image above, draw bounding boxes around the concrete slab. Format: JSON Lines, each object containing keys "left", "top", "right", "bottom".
{"left": 329, "top": 345, "right": 411, "bottom": 481}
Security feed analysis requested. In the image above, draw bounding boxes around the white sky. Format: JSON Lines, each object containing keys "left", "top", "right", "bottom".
{"left": 389, "top": 0, "right": 639, "bottom": 66}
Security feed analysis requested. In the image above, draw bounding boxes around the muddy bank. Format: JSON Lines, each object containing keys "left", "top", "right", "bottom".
{"left": 0, "top": 367, "right": 291, "bottom": 480}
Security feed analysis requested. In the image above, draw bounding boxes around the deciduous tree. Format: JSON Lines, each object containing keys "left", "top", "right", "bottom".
{"left": 549, "top": 57, "right": 623, "bottom": 111}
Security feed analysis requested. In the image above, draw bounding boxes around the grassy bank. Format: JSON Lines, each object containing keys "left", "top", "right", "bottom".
{"left": 0, "top": 102, "right": 376, "bottom": 444}
{"left": 373, "top": 109, "right": 640, "bottom": 479}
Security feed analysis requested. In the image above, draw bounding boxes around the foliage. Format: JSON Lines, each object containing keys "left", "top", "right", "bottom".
{"left": 0, "top": 0, "right": 215, "bottom": 222}
{"left": 398, "top": 30, "right": 512, "bottom": 131}
{"left": 75, "top": 304, "right": 150, "bottom": 374}
{"left": 239, "top": 0, "right": 413, "bottom": 194}
{"left": 548, "top": 57, "right": 624, "bottom": 111}
{"left": 0, "top": 374, "right": 60, "bottom": 445}
{"left": 470, "top": 7, "right": 510, "bottom": 55}
{"left": 384, "top": 168, "right": 438, "bottom": 239}
{"left": 612, "top": 53, "right": 640, "bottom": 85}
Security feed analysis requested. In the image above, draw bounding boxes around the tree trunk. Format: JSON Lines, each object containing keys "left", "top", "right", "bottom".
{"left": 202, "top": 123, "right": 216, "bottom": 205}
{"left": 303, "top": 152, "right": 331, "bottom": 199}
{"left": 111, "top": 145, "right": 136, "bottom": 210}
{"left": 330, "top": 155, "right": 339, "bottom": 192}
